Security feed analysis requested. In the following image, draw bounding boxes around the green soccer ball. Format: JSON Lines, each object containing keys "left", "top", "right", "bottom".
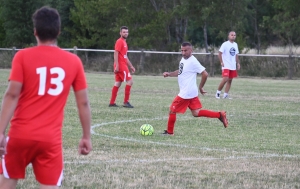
{"left": 140, "top": 124, "right": 154, "bottom": 136}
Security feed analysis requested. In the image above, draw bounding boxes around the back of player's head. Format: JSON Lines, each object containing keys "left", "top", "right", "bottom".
{"left": 181, "top": 42, "right": 192, "bottom": 48}
{"left": 120, "top": 26, "right": 128, "bottom": 31}
{"left": 32, "top": 6, "right": 61, "bottom": 42}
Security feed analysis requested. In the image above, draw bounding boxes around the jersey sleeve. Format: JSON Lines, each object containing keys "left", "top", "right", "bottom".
{"left": 9, "top": 51, "right": 24, "bottom": 83}
{"left": 114, "top": 39, "right": 122, "bottom": 52}
{"left": 72, "top": 57, "right": 87, "bottom": 91}
{"left": 219, "top": 42, "right": 225, "bottom": 53}
{"left": 194, "top": 59, "right": 206, "bottom": 74}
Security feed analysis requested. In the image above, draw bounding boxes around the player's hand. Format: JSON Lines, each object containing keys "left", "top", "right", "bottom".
{"left": 78, "top": 138, "right": 92, "bottom": 155}
{"left": 163, "top": 72, "right": 170, "bottom": 77}
{"left": 237, "top": 63, "right": 241, "bottom": 70}
{"left": 0, "top": 134, "right": 6, "bottom": 156}
{"left": 199, "top": 88, "right": 207, "bottom": 95}
{"left": 130, "top": 66, "right": 135, "bottom": 73}
{"left": 114, "top": 65, "right": 119, "bottom": 73}
{"left": 221, "top": 62, "right": 224, "bottom": 67}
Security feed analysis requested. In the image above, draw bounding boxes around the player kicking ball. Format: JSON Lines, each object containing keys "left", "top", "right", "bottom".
{"left": 162, "top": 42, "right": 228, "bottom": 135}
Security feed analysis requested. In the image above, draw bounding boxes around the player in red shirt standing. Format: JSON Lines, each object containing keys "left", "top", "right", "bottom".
{"left": 0, "top": 6, "right": 92, "bottom": 189}
{"left": 109, "top": 26, "right": 136, "bottom": 108}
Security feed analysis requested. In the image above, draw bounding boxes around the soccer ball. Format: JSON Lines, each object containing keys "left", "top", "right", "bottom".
{"left": 140, "top": 124, "right": 154, "bottom": 136}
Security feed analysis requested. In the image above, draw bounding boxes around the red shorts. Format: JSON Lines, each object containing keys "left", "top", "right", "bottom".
{"left": 115, "top": 69, "right": 132, "bottom": 82}
{"left": 222, "top": 69, "right": 238, "bottom": 78}
{"left": 170, "top": 96, "right": 202, "bottom": 114}
{"left": 0, "top": 137, "right": 63, "bottom": 186}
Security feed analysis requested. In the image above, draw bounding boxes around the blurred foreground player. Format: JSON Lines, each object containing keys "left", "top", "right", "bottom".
{"left": 0, "top": 6, "right": 92, "bottom": 189}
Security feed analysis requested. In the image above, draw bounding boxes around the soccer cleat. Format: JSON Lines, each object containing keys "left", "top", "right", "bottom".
{"left": 162, "top": 130, "right": 174, "bottom": 136}
{"left": 123, "top": 102, "right": 134, "bottom": 108}
{"left": 219, "top": 111, "right": 228, "bottom": 128}
{"left": 223, "top": 94, "right": 232, "bottom": 99}
{"left": 108, "top": 103, "right": 119, "bottom": 107}
{"left": 215, "top": 93, "right": 220, "bottom": 99}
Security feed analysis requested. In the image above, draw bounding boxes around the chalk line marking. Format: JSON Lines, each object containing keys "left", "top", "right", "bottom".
{"left": 91, "top": 117, "right": 300, "bottom": 160}
{"left": 64, "top": 154, "right": 290, "bottom": 165}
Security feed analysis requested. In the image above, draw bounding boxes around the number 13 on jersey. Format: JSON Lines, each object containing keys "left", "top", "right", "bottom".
{"left": 36, "top": 67, "right": 65, "bottom": 96}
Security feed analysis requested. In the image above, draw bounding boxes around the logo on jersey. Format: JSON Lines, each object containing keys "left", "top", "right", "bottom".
{"left": 178, "top": 62, "right": 184, "bottom": 75}
{"left": 230, "top": 47, "right": 236, "bottom": 56}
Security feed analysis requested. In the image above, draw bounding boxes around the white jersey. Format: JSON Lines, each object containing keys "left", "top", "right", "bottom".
{"left": 219, "top": 41, "right": 239, "bottom": 70}
{"left": 177, "top": 55, "right": 206, "bottom": 99}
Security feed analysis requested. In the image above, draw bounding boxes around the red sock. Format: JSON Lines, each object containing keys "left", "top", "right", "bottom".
{"left": 197, "top": 109, "right": 220, "bottom": 118}
{"left": 167, "top": 113, "right": 176, "bottom": 134}
{"left": 110, "top": 86, "right": 119, "bottom": 104}
{"left": 124, "top": 85, "right": 131, "bottom": 103}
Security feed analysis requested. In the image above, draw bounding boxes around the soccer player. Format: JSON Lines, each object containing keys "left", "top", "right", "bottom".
{"left": 0, "top": 6, "right": 92, "bottom": 189}
{"left": 215, "top": 31, "right": 241, "bottom": 99}
{"left": 109, "top": 26, "right": 136, "bottom": 108}
{"left": 162, "top": 42, "right": 228, "bottom": 135}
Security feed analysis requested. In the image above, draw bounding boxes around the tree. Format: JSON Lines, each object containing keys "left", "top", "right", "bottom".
{"left": 0, "top": 0, "right": 56, "bottom": 47}
{"left": 265, "top": 0, "right": 300, "bottom": 50}
{"left": 0, "top": 5, "right": 6, "bottom": 47}
{"left": 56, "top": 0, "right": 74, "bottom": 47}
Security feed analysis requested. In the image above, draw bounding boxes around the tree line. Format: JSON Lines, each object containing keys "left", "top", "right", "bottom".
{"left": 0, "top": 0, "right": 299, "bottom": 53}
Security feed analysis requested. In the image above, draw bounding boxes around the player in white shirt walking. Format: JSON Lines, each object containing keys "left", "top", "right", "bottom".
{"left": 215, "top": 31, "right": 241, "bottom": 99}
{"left": 162, "top": 42, "right": 228, "bottom": 135}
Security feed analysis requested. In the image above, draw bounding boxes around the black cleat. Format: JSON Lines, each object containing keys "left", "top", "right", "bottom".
{"left": 161, "top": 130, "right": 174, "bottom": 136}
{"left": 123, "top": 102, "right": 134, "bottom": 108}
{"left": 109, "top": 103, "right": 119, "bottom": 107}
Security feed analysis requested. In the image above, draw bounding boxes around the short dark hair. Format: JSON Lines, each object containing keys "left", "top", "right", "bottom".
{"left": 120, "top": 26, "right": 128, "bottom": 31}
{"left": 32, "top": 6, "right": 61, "bottom": 41}
{"left": 181, "top": 42, "right": 192, "bottom": 47}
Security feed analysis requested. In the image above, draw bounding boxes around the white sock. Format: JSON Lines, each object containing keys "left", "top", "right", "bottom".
{"left": 223, "top": 93, "right": 228, "bottom": 97}
{"left": 216, "top": 90, "right": 221, "bottom": 94}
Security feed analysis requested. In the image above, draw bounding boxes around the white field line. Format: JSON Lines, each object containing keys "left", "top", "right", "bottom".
{"left": 90, "top": 117, "right": 300, "bottom": 160}
{"left": 64, "top": 154, "right": 291, "bottom": 165}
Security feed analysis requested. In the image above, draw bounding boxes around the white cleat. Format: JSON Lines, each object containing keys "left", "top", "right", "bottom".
{"left": 223, "top": 95, "right": 232, "bottom": 99}
{"left": 215, "top": 93, "right": 220, "bottom": 99}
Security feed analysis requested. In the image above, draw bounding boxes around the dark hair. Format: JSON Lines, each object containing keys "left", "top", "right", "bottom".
{"left": 181, "top": 42, "right": 192, "bottom": 47}
{"left": 32, "top": 6, "right": 61, "bottom": 41}
{"left": 120, "top": 26, "right": 128, "bottom": 31}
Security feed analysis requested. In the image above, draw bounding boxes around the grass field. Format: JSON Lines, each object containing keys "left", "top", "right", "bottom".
{"left": 0, "top": 69, "right": 299, "bottom": 189}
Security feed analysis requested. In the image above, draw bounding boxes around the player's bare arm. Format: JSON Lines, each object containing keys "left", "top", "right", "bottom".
{"left": 218, "top": 52, "right": 224, "bottom": 67}
{"left": 114, "top": 50, "right": 119, "bottom": 72}
{"left": 127, "top": 58, "right": 135, "bottom": 73}
{"left": 236, "top": 54, "right": 240, "bottom": 70}
{"left": 0, "top": 81, "right": 22, "bottom": 155}
{"left": 163, "top": 70, "right": 179, "bottom": 77}
{"left": 199, "top": 71, "right": 208, "bottom": 95}
{"left": 74, "top": 89, "right": 92, "bottom": 155}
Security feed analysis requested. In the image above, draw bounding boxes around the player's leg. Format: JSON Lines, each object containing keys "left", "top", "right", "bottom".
{"left": 0, "top": 175, "right": 18, "bottom": 189}
{"left": 123, "top": 71, "right": 134, "bottom": 108}
{"left": 109, "top": 72, "right": 122, "bottom": 107}
{"left": 223, "top": 70, "right": 237, "bottom": 99}
{"left": 223, "top": 78, "right": 233, "bottom": 98}
{"left": 216, "top": 69, "right": 230, "bottom": 99}
{"left": 163, "top": 96, "right": 188, "bottom": 135}
{"left": 189, "top": 97, "right": 228, "bottom": 128}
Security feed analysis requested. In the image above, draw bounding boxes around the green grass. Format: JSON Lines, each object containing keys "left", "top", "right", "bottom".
{"left": 0, "top": 69, "right": 299, "bottom": 189}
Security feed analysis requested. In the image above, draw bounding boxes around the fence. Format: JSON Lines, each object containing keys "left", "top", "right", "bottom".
{"left": 0, "top": 47, "right": 299, "bottom": 78}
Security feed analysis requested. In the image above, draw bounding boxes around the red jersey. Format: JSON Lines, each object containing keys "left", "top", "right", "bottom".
{"left": 8, "top": 46, "right": 87, "bottom": 144}
{"left": 114, "top": 37, "right": 128, "bottom": 71}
